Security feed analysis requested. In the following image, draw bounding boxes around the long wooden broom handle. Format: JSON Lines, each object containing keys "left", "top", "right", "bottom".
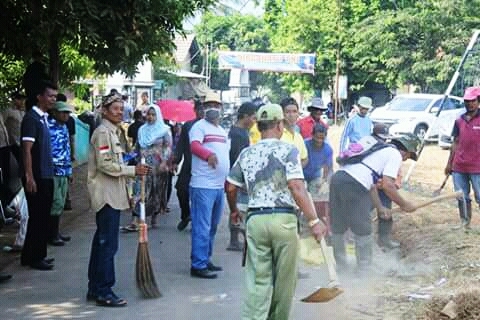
{"left": 390, "top": 191, "right": 463, "bottom": 214}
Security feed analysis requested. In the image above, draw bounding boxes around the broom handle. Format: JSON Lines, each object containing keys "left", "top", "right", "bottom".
{"left": 390, "top": 191, "right": 463, "bottom": 214}
{"left": 139, "top": 157, "right": 146, "bottom": 223}
{"left": 319, "top": 237, "right": 338, "bottom": 284}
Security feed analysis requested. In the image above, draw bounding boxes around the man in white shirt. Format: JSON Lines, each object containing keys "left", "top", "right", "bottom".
{"left": 188, "top": 91, "right": 230, "bottom": 279}
{"left": 329, "top": 135, "right": 418, "bottom": 274}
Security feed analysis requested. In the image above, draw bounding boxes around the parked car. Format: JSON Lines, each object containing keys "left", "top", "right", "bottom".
{"left": 369, "top": 93, "right": 464, "bottom": 141}
{"left": 437, "top": 110, "right": 465, "bottom": 149}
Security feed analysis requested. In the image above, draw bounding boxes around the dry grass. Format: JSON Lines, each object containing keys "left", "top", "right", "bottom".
{"left": 326, "top": 125, "right": 480, "bottom": 319}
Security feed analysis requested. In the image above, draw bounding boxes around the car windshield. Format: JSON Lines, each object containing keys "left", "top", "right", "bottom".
{"left": 387, "top": 97, "right": 433, "bottom": 112}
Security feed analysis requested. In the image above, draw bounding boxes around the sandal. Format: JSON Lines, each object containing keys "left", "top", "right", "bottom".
{"left": 120, "top": 224, "right": 138, "bottom": 232}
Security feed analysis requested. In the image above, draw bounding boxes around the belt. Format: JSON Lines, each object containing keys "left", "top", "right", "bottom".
{"left": 246, "top": 206, "right": 295, "bottom": 224}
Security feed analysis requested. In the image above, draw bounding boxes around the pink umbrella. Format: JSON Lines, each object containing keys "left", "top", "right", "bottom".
{"left": 156, "top": 100, "right": 196, "bottom": 122}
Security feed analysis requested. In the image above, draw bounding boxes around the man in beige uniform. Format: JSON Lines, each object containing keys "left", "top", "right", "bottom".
{"left": 86, "top": 93, "right": 149, "bottom": 307}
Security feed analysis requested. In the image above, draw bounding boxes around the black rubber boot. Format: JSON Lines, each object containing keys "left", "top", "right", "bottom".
{"left": 331, "top": 233, "right": 348, "bottom": 272}
{"left": 378, "top": 218, "right": 400, "bottom": 250}
{"left": 354, "top": 234, "right": 373, "bottom": 275}
{"left": 465, "top": 201, "right": 472, "bottom": 229}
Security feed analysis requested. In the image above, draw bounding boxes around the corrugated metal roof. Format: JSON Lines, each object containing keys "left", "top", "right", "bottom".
{"left": 173, "top": 34, "right": 196, "bottom": 64}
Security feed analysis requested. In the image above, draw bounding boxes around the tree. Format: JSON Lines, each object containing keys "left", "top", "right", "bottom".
{"left": 0, "top": 0, "right": 214, "bottom": 86}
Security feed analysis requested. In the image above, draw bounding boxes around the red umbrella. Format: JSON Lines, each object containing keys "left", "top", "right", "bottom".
{"left": 157, "top": 100, "right": 196, "bottom": 122}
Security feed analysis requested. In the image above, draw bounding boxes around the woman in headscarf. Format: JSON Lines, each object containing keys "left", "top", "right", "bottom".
{"left": 130, "top": 105, "right": 172, "bottom": 228}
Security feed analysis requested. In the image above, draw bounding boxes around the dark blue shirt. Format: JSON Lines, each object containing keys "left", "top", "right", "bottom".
{"left": 21, "top": 107, "right": 54, "bottom": 179}
{"left": 302, "top": 139, "right": 333, "bottom": 181}
{"left": 228, "top": 126, "right": 250, "bottom": 168}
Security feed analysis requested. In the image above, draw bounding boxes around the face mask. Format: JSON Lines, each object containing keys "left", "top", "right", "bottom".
{"left": 205, "top": 108, "right": 221, "bottom": 122}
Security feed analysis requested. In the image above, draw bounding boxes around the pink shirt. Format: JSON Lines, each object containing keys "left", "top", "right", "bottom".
{"left": 452, "top": 113, "right": 480, "bottom": 173}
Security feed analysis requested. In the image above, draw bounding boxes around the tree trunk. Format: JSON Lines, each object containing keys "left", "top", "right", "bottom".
{"left": 49, "top": 34, "right": 60, "bottom": 86}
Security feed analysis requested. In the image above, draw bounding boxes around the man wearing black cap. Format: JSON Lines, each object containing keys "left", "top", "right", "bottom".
{"left": 226, "top": 102, "right": 257, "bottom": 251}
{"left": 297, "top": 97, "right": 329, "bottom": 139}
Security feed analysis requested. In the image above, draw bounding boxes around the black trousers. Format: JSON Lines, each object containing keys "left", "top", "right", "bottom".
{"left": 48, "top": 215, "right": 60, "bottom": 241}
{"left": 21, "top": 178, "right": 54, "bottom": 265}
{"left": 176, "top": 184, "right": 190, "bottom": 222}
{"left": 329, "top": 171, "right": 372, "bottom": 236}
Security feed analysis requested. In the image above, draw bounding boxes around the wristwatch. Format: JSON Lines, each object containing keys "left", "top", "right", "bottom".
{"left": 308, "top": 218, "right": 320, "bottom": 227}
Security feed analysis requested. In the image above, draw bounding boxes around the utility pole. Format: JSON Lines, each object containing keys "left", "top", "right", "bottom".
{"left": 334, "top": 0, "right": 342, "bottom": 126}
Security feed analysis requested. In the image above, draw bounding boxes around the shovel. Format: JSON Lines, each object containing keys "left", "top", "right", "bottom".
{"left": 301, "top": 237, "right": 343, "bottom": 303}
{"left": 433, "top": 174, "right": 450, "bottom": 197}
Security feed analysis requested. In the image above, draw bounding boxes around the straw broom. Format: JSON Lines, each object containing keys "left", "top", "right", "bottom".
{"left": 136, "top": 157, "right": 161, "bottom": 298}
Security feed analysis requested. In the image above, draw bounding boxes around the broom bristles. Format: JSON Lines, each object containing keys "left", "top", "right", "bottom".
{"left": 136, "top": 224, "right": 161, "bottom": 298}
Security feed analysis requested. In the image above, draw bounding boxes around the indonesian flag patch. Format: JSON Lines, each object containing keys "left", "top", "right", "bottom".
{"left": 98, "top": 145, "right": 110, "bottom": 154}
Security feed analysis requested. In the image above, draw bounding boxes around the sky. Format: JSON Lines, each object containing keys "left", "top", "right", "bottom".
{"left": 184, "top": 0, "right": 264, "bottom": 30}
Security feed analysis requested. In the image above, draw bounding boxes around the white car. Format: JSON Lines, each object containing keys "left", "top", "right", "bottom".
{"left": 370, "top": 93, "right": 464, "bottom": 141}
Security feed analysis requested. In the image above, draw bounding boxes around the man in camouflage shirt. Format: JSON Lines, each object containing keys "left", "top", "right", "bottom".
{"left": 47, "top": 101, "right": 73, "bottom": 246}
{"left": 226, "top": 104, "right": 326, "bottom": 320}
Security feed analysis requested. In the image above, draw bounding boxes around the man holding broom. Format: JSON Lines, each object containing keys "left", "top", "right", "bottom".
{"left": 226, "top": 103, "right": 326, "bottom": 320}
{"left": 86, "top": 92, "right": 150, "bottom": 307}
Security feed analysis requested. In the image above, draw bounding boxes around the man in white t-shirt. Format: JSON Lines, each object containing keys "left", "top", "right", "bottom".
{"left": 329, "top": 135, "right": 418, "bottom": 274}
{"left": 188, "top": 91, "right": 230, "bottom": 279}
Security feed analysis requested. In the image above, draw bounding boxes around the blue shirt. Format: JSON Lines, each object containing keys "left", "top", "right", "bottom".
{"left": 123, "top": 103, "right": 134, "bottom": 123}
{"left": 339, "top": 114, "right": 373, "bottom": 152}
{"left": 302, "top": 139, "right": 333, "bottom": 181}
{"left": 20, "top": 107, "right": 54, "bottom": 179}
{"left": 48, "top": 117, "right": 72, "bottom": 176}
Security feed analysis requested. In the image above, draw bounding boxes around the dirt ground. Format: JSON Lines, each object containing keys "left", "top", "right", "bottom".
{"left": 327, "top": 125, "right": 480, "bottom": 319}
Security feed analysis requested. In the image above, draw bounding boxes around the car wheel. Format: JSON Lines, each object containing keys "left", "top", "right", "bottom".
{"left": 414, "top": 124, "right": 428, "bottom": 139}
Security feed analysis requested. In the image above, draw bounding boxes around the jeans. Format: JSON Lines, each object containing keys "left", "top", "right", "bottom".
{"left": 452, "top": 172, "right": 480, "bottom": 204}
{"left": 87, "top": 205, "right": 120, "bottom": 297}
{"left": 189, "top": 187, "right": 224, "bottom": 270}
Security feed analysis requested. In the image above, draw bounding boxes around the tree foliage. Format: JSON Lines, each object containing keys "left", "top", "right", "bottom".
{"left": 264, "top": 0, "right": 480, "bottom": 95}
{"left": 0, "top": 0, "right": 213, "bottom": 87}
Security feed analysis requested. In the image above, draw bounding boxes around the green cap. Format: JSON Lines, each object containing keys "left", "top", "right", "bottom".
{"left": 54, "top": 101, "right": 72, "bottom": 113}
{"left": 256, "top": 103, "right": 284, "bottom": 122}
{"left": 391, "top": 133, "right": 420, "bottom": 161}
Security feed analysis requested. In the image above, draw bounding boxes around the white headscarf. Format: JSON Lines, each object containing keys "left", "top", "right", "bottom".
{"left": 137, "top": 105, "right": 169, "bottom": 148}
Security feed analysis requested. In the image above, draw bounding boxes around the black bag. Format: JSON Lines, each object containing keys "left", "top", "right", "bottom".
{"left": 336, "top": 142, "right": 390, "bottom": 166}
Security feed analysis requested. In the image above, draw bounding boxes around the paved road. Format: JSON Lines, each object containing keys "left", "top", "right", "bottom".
{"left": 0, "top": 168, "right": 380, "bottom": 319}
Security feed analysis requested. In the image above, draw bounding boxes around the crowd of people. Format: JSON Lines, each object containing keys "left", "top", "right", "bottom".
{"left": 2, "top": 72, "right": 480, "bottom": 319}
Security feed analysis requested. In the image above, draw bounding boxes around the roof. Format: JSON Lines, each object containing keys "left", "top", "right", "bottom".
{"left": 173, "top": 34, "right": 197, "bottom": 64}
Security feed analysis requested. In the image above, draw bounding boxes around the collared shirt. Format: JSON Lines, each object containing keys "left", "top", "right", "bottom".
{"left": 2, "top": 106, "right": 24, "bottom": 146}
{"left": 280, "top": 127, "right": 308, "bottom": 161}
{"left": 339, "top": 114, "right": 373, "bottom": 152}
{"left": 87, "top": 118, "right": 136, "bottom": 212}
{"left": 21, "top": 106, "right": 54, "bottom": 179}
{"left": 451, "top": 111, "right": 480, "bottom": 173}
{"left": 227, "top": 138, "right": 304, "bottom": 208}
{"left": 297, "top": 115, "right": 329, "bottom": 139}
{"left": 48, "top": 117, "right": 72, "bottom": 176}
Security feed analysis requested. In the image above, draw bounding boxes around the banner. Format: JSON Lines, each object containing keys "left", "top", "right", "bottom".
{"left": 218, "top": 51, "right": 316, "bottom": 74}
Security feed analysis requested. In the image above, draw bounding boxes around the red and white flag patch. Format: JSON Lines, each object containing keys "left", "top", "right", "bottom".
{"left": 98, "top": 145, "right": 110, "bottom": 154}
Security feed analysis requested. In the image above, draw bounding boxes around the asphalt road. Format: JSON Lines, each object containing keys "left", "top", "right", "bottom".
{"left": 0, "top": 168, "right": 378, "bottom": 319}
